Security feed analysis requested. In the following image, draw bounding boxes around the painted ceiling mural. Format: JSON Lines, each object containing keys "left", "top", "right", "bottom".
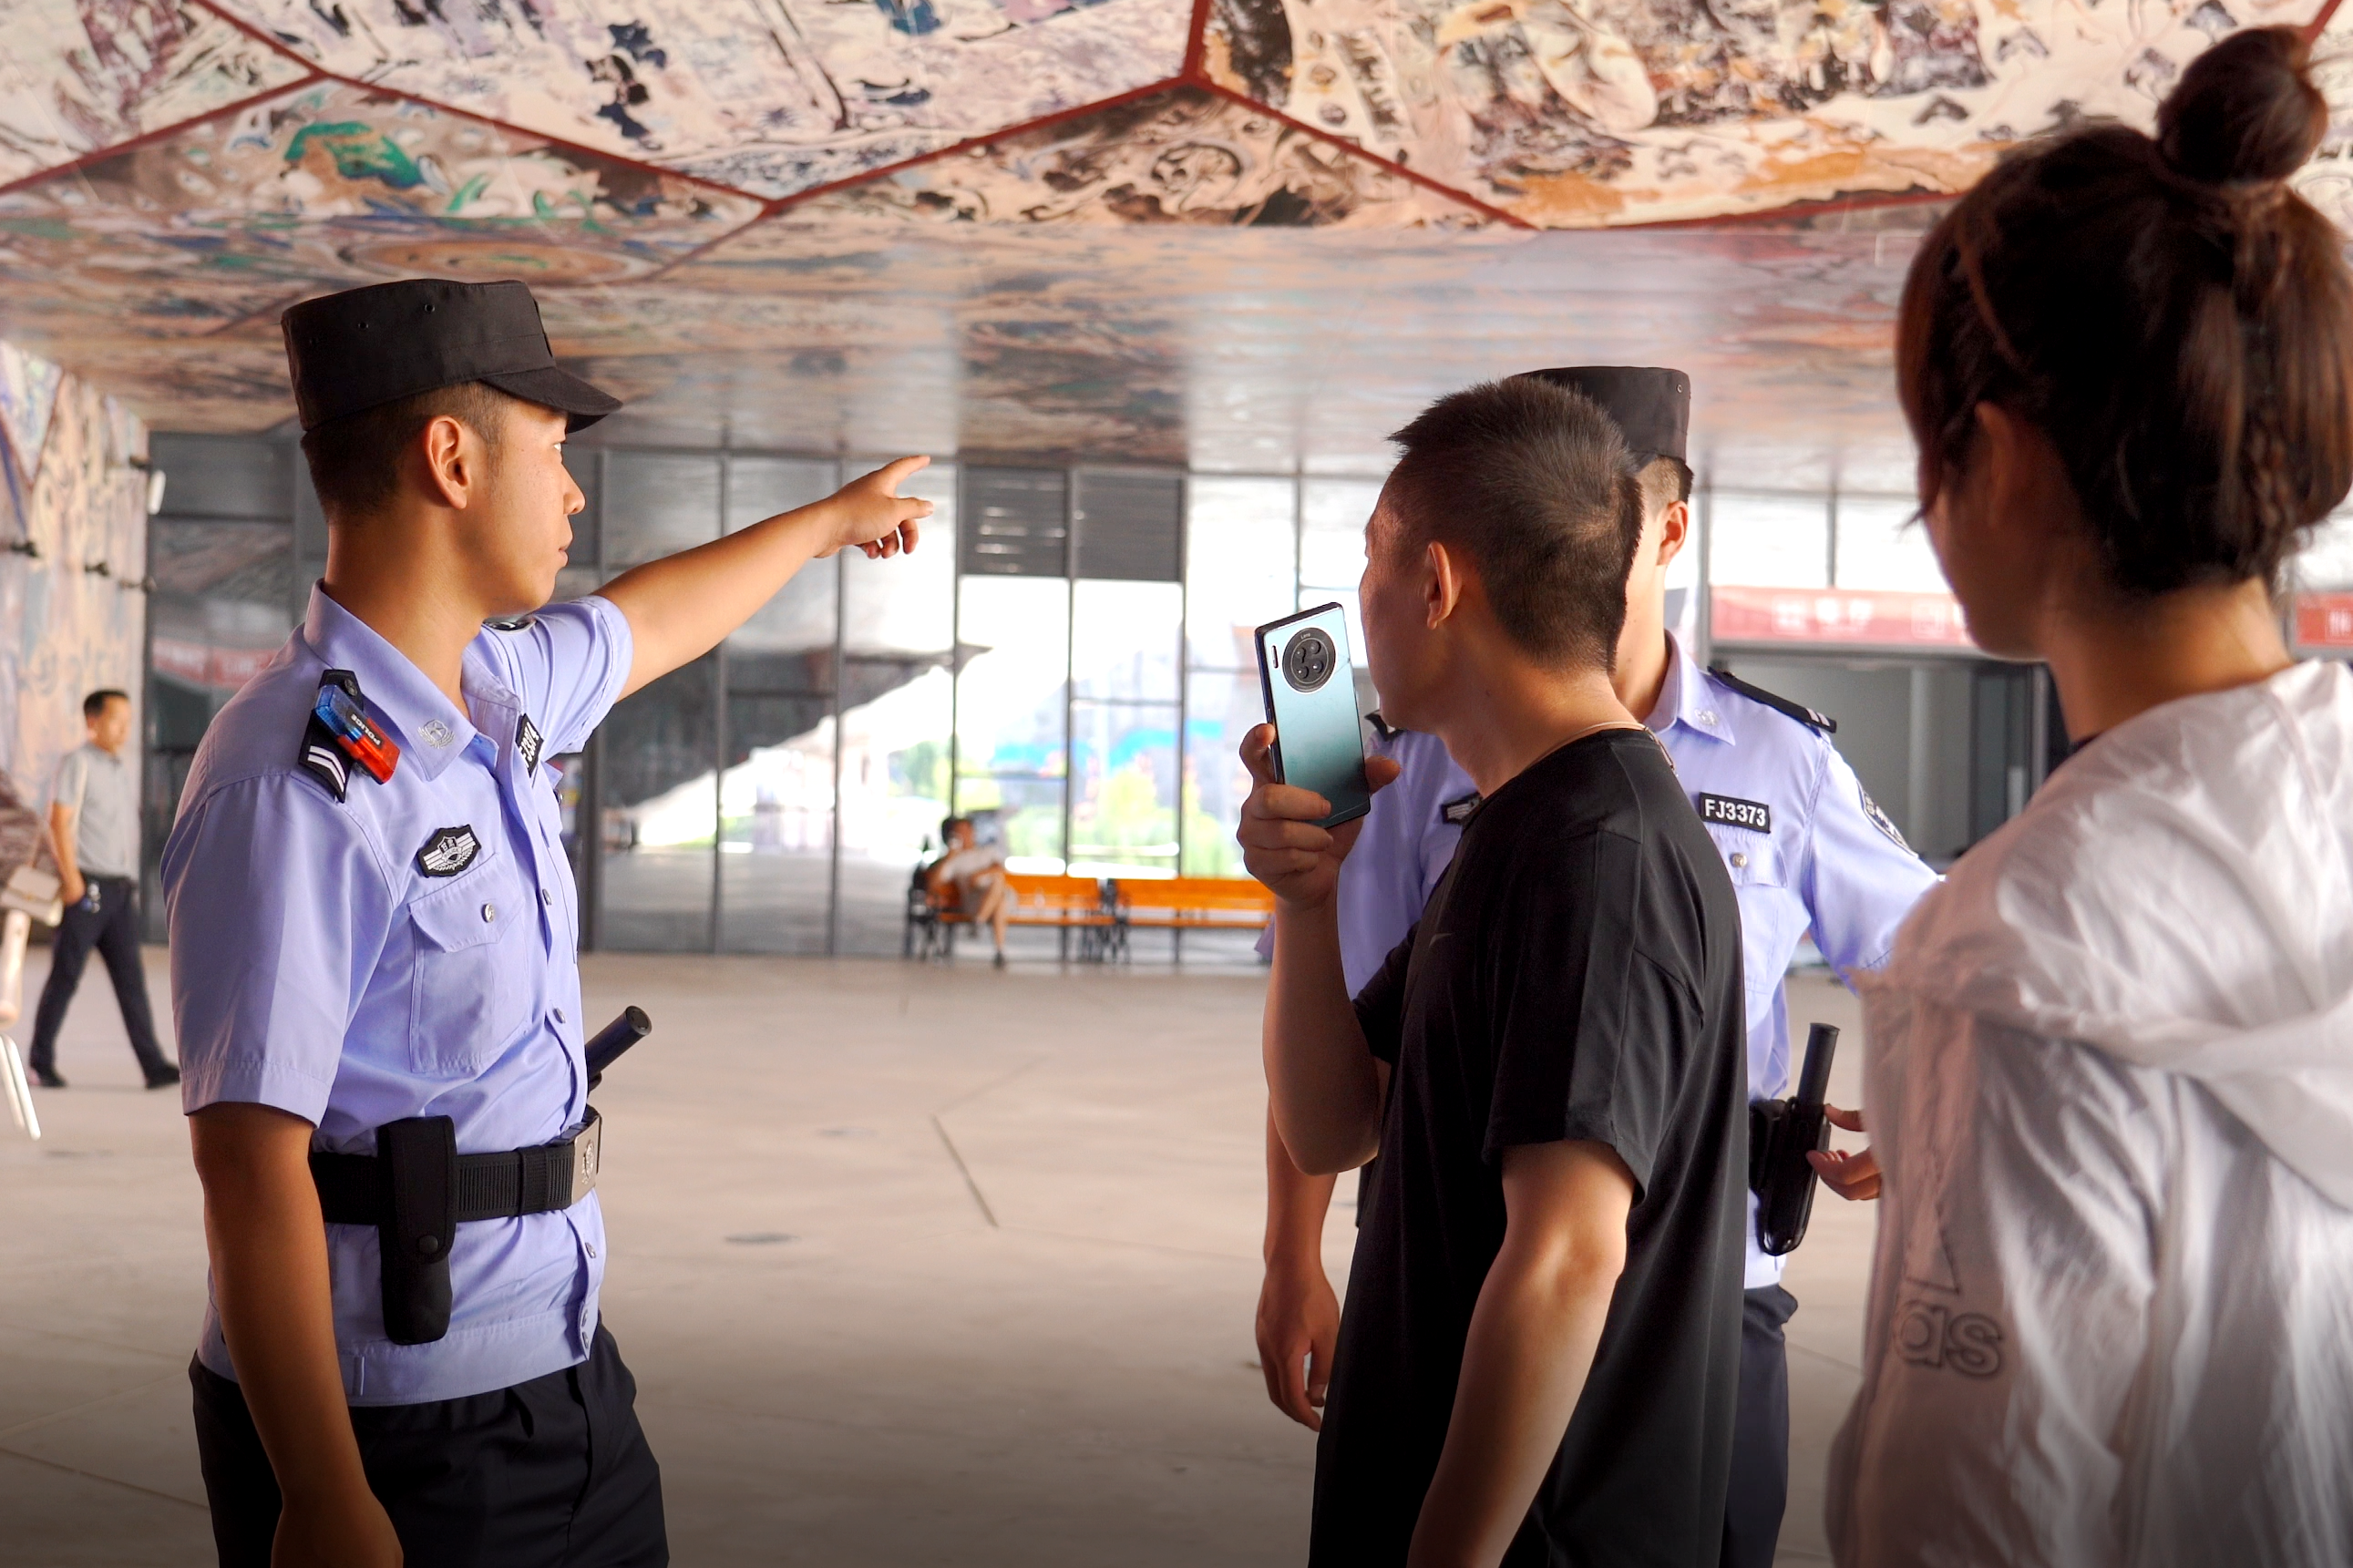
{"left": 0, "top": 0, "right": 309, "bottom": 187}
{"left": 0, "top": 0, "right": 2343, "bottom": 472}
{"left": 215, "top": 0, "right": 1194, "bottom": 199}
{"left": 1202, "top": 0, "right": 2330, "bottom": 225}
{"left": 2294, "top": 1, "right": 2353, "bottom": 228}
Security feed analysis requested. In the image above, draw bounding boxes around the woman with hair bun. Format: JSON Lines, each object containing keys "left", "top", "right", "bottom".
{"left": 1829, "top": 25, "right": 2353, "bottom": 1564}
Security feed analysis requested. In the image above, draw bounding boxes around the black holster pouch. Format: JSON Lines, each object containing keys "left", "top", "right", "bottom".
{"left": 1748, "top": 1099, "right": 1829, "bottom": 1256}
{"left": 375, "top": 1115, "right": 458, "bottom": 1345}
{"left": 1748, "top": 1021, "right": 1841, "bottom": 1257}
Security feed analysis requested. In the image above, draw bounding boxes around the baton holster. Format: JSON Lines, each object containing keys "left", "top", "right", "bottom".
{"left": 1748, "top": 1099, "right": 1830, "bottom": 1256}
{"left": 1748, "top": 1021, "right": 1842, "bottom": 1258}
{"left": 374, "top": 1116, "right": 458, "bottom": 1345}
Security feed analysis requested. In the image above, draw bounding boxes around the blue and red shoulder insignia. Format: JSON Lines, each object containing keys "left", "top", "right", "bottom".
{"left": 297, "top": 670, "right": 399, "bottom": 802}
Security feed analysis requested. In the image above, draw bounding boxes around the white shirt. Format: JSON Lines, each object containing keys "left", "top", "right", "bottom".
{"left": 1831, "top": 661, "right": 2353, "bottom": 1566}
{"left": 53, "top": 743, "right": 137, "bottom": 877}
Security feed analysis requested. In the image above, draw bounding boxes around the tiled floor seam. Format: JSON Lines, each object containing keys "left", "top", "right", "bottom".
{"left": 0, "top": 1444, "right": 209, "bottom": 1511}
{"left": 0, "top": 1371, "right": 191, "bottom": 1444}
{"left": 634, "top": 1396, "right": 1295, "bottom": 1467}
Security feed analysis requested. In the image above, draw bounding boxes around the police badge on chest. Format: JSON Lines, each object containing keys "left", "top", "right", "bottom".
{"left": 416, "top": 825, "right": 482, "bottom": 877}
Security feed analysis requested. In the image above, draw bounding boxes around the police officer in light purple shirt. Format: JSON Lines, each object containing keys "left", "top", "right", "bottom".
{"left": 165, "top": 278, "right": 932, "bottom": 1568}
{"left": 1254, "top": 368, "right": 1937, "bottom": 1568}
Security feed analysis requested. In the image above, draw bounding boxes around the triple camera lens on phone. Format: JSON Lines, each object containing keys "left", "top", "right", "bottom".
{"left": 1282, "top": 628, "right": 1338, "bottom": 692}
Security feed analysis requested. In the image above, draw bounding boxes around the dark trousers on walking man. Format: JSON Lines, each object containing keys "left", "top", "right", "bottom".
{"left": 30, "top": 876, "right": 173, "bottom": 1086}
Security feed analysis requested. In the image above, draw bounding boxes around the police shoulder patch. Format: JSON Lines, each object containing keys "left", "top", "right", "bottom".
{"left": 1441, "top": 791, "right": 1482, "bottom": 825}
{"left": 1698, "top": 793, "right": 1772, "bottom": 834}
{"left": 517, "top": 714, "right": 544, "bottom": 773}
{"left": 416, "top": 825, "right": 481, "bottom": 877}
{"left": 1707, "top": 668, "right": 1837, "bottom": 734}
{"left": 1859, "top": 786, "right": 1911, "bottom": 851}
{"left": 298, "top": 717, "right": 350, "bottom": 803}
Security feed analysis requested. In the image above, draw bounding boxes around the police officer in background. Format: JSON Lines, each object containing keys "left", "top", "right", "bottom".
{"left": 1253, "top": 367, "right": 1937, "bottom": 1568}
{"left": 164, "top": 279, "right": 930, "bottom": 1567}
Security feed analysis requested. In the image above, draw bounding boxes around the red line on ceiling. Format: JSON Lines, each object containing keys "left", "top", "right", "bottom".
{"left": 185, "top": 0, "right": 770, "bottom": 207}
{"left": 1194, "top": 80, "right": 1535, "bottom": 231}
{"left": 632, "top": 75, "right": 1194, "bottom": 284}
{"left": 0, "top": 73, "right": 322, "bottom": 200}
{"left": 2307, "top": 0, "right": 2345, "bottom": 38}
{"left": 1182, "top": 0, "right": 1216, "bottom": 82}
{"left": 760, "top": 78, "right": 1192, "bottom": 218}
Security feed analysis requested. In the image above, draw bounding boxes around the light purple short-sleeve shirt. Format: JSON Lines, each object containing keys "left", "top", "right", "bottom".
{"left": 164, "top": 585, "right": 632, "bottom": 1404}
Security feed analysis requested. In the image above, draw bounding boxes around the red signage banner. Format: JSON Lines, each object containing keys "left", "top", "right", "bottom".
{"left": 150, "top": 636, "right": 277, "bottom": 692}
{"left": 2295, "top": 593, "right": 2353, "bottom": 649}
{"left": 1710, "top": 585, "right": 1976, "bottom": 650}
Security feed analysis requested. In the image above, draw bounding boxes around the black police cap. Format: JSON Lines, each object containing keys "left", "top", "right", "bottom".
{"left": 281, "top": 279, "right": 622, "bottom": 434}
{"left": 1516, "top": 366, "right": 1690, "bottom": 464}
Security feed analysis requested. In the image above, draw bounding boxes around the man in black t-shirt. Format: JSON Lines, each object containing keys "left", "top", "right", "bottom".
{"left": 1240, "top": 377, "right": 1748, "bottom": 1567}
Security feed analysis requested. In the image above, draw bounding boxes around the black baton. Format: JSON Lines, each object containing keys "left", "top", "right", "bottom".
{"left": 585, "top": 1006, "right": 652, "bottom": 1089}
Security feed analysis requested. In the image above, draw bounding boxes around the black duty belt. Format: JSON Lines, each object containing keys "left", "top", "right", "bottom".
{"left": 313, "top": 1009, "right": 647, "bottom": 1348}
{"left": 311, "top": 1111, "right": 602, "bottom": 1348}
{"left": 310, "top": 1111, "right": 601, "bottom": 1227}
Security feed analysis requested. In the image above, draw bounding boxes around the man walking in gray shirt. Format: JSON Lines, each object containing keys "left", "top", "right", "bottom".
{"left": 28, "top": 690, "right": 176, "bottom": 1089}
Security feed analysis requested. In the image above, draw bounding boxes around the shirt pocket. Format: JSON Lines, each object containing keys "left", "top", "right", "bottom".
{"left": 406, "top": 849, "right": 532, "bottom": 1073}
{"left": 1705, "top": 822, "right": 1786, "bottom": 892}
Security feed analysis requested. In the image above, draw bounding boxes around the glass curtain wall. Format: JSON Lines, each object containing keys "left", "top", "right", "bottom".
{"left": 576, "top": 452, "right": 1404, "bottom": 956}
{"left": 583, "top": 451, "right": 959, "bottom": 956}
{"left": 147, "top": 432, "right": 2100, "bottom": 954}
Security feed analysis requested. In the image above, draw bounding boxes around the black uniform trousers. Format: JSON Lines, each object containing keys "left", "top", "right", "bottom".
{"left": 1721, "top": 1284, "right": 1799, "bottom": 1568}
{"left": 192, "top": 1323, "right": 666, "bottom": 1568}
{"left": 28, "top": 876, "right": 169, "bottom": 1078}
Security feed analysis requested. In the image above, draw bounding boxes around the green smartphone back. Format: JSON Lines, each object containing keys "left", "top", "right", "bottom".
{"left": 1255, "top": 603, "right": 1372, "bottom": 828}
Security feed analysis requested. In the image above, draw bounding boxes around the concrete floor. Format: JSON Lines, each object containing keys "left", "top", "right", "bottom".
{"left": 0, "top": 948, "right": 1872, "bottom": 1566}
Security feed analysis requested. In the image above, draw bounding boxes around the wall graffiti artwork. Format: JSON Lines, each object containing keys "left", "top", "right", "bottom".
{"left": 0, "top": 337, "right": 149, "bottom": 817}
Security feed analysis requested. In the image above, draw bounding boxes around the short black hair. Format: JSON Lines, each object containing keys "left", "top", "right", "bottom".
{"left": 1638, "top": 456, "right": 1695, "bottom": 512}
{"left": 299, "top": 381, "right": 518, "bottom": 525}
{"left": 1382, "top": 379, "right": 1643, "bottom": 671}
{"left": 82, "top": 690, "right": 128, "bottom": 721}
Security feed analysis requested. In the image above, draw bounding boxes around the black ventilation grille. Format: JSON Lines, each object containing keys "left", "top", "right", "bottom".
{"left": 961, "top": 467, "right": 1068, "bottom": 577}
{"left": 1074, "top": 469, "right": 1183, "bottom": 582}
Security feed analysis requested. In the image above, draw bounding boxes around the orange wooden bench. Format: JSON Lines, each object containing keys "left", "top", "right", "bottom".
{"left": 905, "top": 870, "right": 1117, "bottom": 962}
{"left": 1107, "top": 876, "right": 1273, "bottom": 959}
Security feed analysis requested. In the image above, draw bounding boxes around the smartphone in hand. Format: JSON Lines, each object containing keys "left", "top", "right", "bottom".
{"left": 1255, "top": 604, "right": 1372, "bottom": 829}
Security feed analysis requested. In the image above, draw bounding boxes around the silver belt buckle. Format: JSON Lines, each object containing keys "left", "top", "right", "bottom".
{"left": 564, "top": 1109, "right": 601, "bottom": 1204}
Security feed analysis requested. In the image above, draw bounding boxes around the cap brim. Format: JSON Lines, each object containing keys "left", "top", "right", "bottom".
{"left": 478, "top": 364, "right": 623, "bottom": 432}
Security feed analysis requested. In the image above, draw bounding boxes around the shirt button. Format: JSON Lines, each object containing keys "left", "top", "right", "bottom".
{"left": 585, "top": 1241, "right": 599, "bottom": 1259}
{"left": 1730, "top": 852, "right": 1748, "bottom": 869}
{"left": 481, "top": 902, "right": 497, "bottom": 923}
{"left": 540, "top": 886, "right": 552, "bottom": 906}
{"left": 554, "top": 1007, "right": 567, "bottom": 1024}
{"left": 1698, "top": 710, "right": 1719, "bottom": 725}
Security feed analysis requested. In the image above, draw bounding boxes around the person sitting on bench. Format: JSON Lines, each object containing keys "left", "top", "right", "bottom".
{"left": 928, "top": 817, "right": 1010, "bottom": 968}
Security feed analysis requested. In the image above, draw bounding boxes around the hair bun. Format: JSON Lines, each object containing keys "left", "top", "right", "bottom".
{"left": 2158, "top": 26, "right": 2326, "bottom": 186}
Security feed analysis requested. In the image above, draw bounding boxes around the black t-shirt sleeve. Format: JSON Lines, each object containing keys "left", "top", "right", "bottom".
{"left": 1482, "top": 827, "right": 1693, "bottom": 1199}
{"left": 1352, "top": 923, "right": 1417, "bottom": 1065}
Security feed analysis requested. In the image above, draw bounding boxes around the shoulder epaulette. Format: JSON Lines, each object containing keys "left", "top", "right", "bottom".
{"left": 483, "top": 614, "right": 537, "bottom": 631}
{"left": 298, "top": 678, "right": 355, "bottom": 803}
{"left": 1707, "top": 667, "right": 1837, "bottom": 734}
